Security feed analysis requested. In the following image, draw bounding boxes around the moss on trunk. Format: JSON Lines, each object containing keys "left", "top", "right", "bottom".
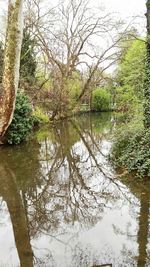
{"left": 0, "top": 0, "right": 23, "bottom": 138}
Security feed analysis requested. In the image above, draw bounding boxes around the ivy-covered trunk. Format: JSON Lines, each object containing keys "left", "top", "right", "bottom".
{"left": 0, "top": 0, "right": 23, "bottom": 140}
{"left": 144, "top": 0, "right": 150, "bottom": 128}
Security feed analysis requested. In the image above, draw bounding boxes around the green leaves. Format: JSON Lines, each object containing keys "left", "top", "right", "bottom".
{"left": 118, "top": 40, "right": 146, "bottom": 98}
{"left": 143, "top": 47, "right": 150, "bottom": 128}
{"left": 6, "top": 91, "right": 34, "bottom": 144}
{"left": 112, "top": 126, "right": 150, "bottom": 178}
{"left": 20, "top": 28, "right": 37, "bottom": 84}
{"left": 92, "top": 88, "right": 111, "bottom": 112}
{"left": 116, "top": 39, "right": 146, "bottom": 116}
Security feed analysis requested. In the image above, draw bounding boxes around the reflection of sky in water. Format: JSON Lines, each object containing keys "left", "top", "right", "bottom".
{"left": 31, "top": 196, "right": 139, "bottom": 267}
{"left": 0, "top": 201, "right": 20, "bottom": 267}
{"left": 0, "top": 114, "right": 148, "bottom": 266}
{"left": 0, "top": 196, "right": 133, "bottom": 267}
{"left": 0, "top": 191, "right": 139, "bottom": 267}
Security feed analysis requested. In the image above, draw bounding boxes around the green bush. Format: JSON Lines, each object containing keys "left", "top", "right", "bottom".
{"left": 33, "top": 107, "right": 49, "bottom": 123}
{"left": 6, "top": 91, "right": 34, "bottom": 145}
{"left": 92, "top": 88, "right": 111, "bottom": 111}
{"left": 111, "top": 123, "right": 150, "bottom": 178}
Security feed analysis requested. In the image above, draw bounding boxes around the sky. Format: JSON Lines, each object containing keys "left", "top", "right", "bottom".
{"left": 0, "top": 0, "right": 147, "bottom": 74}
{"left": 102, "top": 0, "right": 146, "bottom": 17}
{"left": 0, "top": 0, "right": 146, "bottom": 16}
{"left": 0, "top": 0, "right": 147, "bottom": 36}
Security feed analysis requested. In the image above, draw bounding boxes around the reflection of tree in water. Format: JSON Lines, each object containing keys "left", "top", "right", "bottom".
{"left": 0, "top": 113, "right": 142, "bottom": 266}
{"left": 28, "top": 113, "right": 123, "bottom": 236}
{"left": 113, "top": 177, "right": 150, "bottom": 267}
{"left": 0, "top": 162, "right": 34, "bottom": 267}
{"left": 68, "top": 242, "right": 134, "bottom": 267}
{"left": 71, "top": 243, "right": 109, "bottom": 267}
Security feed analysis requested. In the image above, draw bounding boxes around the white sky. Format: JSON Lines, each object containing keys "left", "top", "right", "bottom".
{"left": 0, "top": 0, "right": 146, "bottom": 16}
{"left": 0, "top": 0, "right": 147, "bottom": 73}
{"left": 0, "top": 0, "right": 147, "bottom": 36}
{"left": 102, "top": 0, "right": 146, "bottom": 17}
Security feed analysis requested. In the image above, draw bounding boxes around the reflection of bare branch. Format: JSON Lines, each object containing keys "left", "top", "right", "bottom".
{"left": 0, "top": 114, "right": 143, "bottom": 266}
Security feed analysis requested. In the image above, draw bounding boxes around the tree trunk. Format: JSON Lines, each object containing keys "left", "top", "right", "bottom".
{"left": 0, "top": 0, "right": 23, "bottom": 139}
{"left": 144, "top": 0, "right": 150, "bottom": 128}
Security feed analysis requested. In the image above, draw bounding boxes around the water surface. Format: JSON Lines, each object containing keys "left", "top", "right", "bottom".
{"left": 0, "top": 113, "right": 150, "bottom": 267}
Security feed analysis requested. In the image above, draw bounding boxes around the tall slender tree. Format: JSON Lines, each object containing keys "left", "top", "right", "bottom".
{"left": 144, "top": 0, "right": 150, "bottom": 128}
{"left": 0, "top": 0, "right": 23, "bottom": 140}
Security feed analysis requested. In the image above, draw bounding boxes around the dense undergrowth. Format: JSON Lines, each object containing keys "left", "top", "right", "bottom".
{"left": 111, "top": 119, "right": 150, "bottom": 178}
{"left": 110, "top": 37, "right": 150, "bottom": 179}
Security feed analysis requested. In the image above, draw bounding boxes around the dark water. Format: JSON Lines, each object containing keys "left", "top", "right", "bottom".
{"left": 0, "top": 113, "right": 150, "bottom": 267}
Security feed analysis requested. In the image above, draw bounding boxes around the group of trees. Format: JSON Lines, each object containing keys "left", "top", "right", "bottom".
{"left": 111, "top": 1, "right": 150, "bottom": 178}
{"left": 0, "top": 0, "right": 150, "bottom": 145}
{"left": 0, "top": 0, "right": 134, "bottom": 143}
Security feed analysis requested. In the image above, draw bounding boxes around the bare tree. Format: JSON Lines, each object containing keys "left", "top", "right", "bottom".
{"left": 25, "top": 0, "right": 127, "bottom": 118}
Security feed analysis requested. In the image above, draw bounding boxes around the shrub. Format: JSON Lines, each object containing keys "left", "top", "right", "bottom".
{"left": 111, "top": 122, "right": 150, "bottom": 178}
{"left": 92, "top": 88, "right": 111, "bottom": 111}
{"left": 33, "top": 107, "right": 49, "bottom": 123}
{"left": 6, "top": 91, "right": 34, "bottom": 145}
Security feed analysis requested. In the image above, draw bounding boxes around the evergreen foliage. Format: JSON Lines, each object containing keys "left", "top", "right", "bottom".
{"left": 20, "top": 28, "right": 36, "bottom": 83}
{"left": 6, "top": 92, "right": 34, "bottom": 144}
{"left": 0, "top": 28, "right": 37, "bottom": 85}
{"left": 111, "top": 125, "right": 150, "bottom": 178}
